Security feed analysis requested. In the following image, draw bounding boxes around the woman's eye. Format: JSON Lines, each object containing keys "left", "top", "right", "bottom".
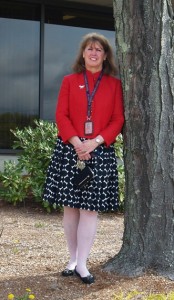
{"left": 86, "top": 47, "right": 103, "bottom": 52}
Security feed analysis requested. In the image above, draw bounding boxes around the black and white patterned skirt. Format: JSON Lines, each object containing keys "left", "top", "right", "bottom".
{"left": 43, "top": 137, "right": 119, "bottom": 212}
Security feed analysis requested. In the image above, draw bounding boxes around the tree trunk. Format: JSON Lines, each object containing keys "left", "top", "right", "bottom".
{"left": 105, "top": 0, "right": 174, "bottom": 280}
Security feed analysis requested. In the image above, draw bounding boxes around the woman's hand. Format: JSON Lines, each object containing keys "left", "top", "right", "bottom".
{"left": 69, "top": 135, "right": 104, "bottom": 161}
{"left": 68, "top": 136, "right": 91, "bottom": 160}
{"left": 74, "top": 141, "right": 92, "bottom": 161}
{"left": 75, "top": 138, "right": 101, "bottom": 161}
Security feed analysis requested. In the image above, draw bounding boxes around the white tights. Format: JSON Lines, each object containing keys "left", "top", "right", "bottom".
{"left": 63, "top": 206, "right": 98, "bottom": 277}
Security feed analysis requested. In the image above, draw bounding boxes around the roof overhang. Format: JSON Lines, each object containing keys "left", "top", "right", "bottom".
{"left": 63, "top": 0, "right": 113, "bottom": 8}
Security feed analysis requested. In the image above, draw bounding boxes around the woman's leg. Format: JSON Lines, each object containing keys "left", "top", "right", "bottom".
{"left": 63, "top": 206, "right": 80, "bottom": 270}
{"left": 76, "top": 209, "right": 98, "bottom": 277}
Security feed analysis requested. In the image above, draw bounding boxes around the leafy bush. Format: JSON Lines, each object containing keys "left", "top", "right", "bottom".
{"left": 0, "top": 120, "right": 57, "bottom": 211}
{"left": 0, "top": 161, "right": 30, "bottom": 205}
{"left": 114, "top": 134, "right": 125, "bottom": 212}
{"left": 0, "top": 120, "right": 125, "bottom": 212}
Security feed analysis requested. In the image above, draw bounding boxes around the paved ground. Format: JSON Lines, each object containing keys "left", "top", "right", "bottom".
{"left": 1, "top": 200, "right": 174, "bottom": 299}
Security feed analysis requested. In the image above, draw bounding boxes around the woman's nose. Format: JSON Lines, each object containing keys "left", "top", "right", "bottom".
{"left": 91, "top": 48, "right": 97, "bottom": 54}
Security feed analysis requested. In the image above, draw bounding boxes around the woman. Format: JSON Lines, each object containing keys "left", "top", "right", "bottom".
{"left": 43, "top": 32, "right": 124, "bottom": 284}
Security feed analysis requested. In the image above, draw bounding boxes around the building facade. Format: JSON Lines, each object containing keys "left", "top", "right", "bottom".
{"left": 0, "top": 0, "right": 114, "bottom": 152}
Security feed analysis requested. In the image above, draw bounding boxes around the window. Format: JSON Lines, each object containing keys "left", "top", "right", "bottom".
{"left": 0, "top": 2, "right": 40, "bottom": 149}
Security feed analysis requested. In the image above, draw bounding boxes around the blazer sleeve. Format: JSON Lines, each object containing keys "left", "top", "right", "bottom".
{"left": 55, "top": 76, "right": 78, "bottom": 143}
{"left": 99, "top": 79, "right": 124, "bottom": 146}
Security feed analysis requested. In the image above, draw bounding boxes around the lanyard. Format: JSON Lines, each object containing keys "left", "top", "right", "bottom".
{"left": 83, "top": 70, "right": 103, "bottom": 120}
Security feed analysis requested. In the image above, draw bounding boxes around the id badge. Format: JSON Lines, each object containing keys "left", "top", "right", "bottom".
{"left": 84, "top": 121, "right": 93, "bottom": 135}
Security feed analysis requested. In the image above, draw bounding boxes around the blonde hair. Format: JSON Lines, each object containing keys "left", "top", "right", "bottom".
{"left": 72, "top": 32, "right": 117, "bottom": 76}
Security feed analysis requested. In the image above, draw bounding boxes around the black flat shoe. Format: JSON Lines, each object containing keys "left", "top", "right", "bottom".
{"left": 62, "top": 268, "right": 74, "bottom": 277}
{"left": 75, "top": 268, "right": 95, "bottom": 284}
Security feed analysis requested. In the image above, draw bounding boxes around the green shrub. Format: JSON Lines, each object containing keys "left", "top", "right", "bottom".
{"left": 0, "top": 120, "right": 125, "bottom": 212}
{"left": 0, "top": 161, "right": 30, "bottom": 205}
{"left": 0, "top": 120, "right": 57, "bottom": 211}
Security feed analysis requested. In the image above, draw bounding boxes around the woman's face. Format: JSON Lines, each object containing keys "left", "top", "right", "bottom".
{"left": 83, "top": 41, "right": 107, "bottom": 73}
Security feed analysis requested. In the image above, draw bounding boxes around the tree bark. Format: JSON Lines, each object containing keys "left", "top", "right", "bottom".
{"left": 105, "top": 0, "right": 174, "bottom": 280}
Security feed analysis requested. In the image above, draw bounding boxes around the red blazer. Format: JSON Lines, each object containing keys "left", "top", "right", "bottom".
{"left": 56, "top": 70, "right": 124, "bottom": 147}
